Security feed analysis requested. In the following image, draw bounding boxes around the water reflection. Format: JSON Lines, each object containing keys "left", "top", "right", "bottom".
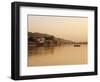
{"left": 28, "top": 46, "right": 55, "bottom": 56}
{"left": 28, "top": 44, "right": 88, "bottom": 66}
{"left": 28, "top": 44, "right": 83, "bottom": 56}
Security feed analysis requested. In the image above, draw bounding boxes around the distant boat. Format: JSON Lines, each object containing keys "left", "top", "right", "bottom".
{"left": 74, "top": 44, "right": 80, "bottom": 47}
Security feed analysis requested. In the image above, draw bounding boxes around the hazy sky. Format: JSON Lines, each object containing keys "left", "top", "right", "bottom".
{"left": 28, "top": 15, "right": 88, "bottom": 42}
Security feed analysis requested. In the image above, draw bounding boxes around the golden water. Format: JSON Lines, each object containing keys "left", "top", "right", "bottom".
{"left": 28, "top": 44, "right": 87, "bottom": 66}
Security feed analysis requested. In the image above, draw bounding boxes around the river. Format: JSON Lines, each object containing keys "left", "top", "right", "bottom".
{"left": 28, "top": 44, "right": 88, "bottom": 66}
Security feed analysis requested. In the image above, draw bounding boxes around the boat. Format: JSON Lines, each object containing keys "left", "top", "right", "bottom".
{"left": 74, "top": 44, "right": 80, "bottom": 47}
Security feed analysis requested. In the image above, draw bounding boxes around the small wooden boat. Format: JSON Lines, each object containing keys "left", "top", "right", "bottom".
{"left": 74, "top": 44, "right": 80, "bottom": 47}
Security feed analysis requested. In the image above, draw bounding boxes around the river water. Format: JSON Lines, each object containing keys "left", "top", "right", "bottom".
{"left": 28, "top": 44, "right": 88, "bottom": 66}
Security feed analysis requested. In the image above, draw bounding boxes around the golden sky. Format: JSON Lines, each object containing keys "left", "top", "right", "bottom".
{"left": 28, "top": 15, "right": 88, "bottom": 42}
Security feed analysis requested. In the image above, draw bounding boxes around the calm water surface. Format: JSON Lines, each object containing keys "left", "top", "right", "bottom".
{"left": 28, "top": 44, "right": 87, "bottom": 66}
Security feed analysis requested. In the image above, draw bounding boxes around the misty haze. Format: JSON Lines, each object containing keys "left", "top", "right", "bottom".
{"left": 28, "top": 15, "right": 88, "bottom": 66}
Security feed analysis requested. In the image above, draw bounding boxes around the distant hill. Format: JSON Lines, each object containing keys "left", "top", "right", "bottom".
{"left": 28, "top": 32, "right": 87, "bottom": 47}
{"left": 28, "top": 32, "right": 75, "bottom": 47}
{"left": 28, "top": 32, "right": 54, "bottom": 38}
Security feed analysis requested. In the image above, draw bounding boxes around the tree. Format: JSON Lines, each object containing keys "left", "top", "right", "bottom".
{"left": 28, "top": 37, "right": 34, "bottom": 42}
